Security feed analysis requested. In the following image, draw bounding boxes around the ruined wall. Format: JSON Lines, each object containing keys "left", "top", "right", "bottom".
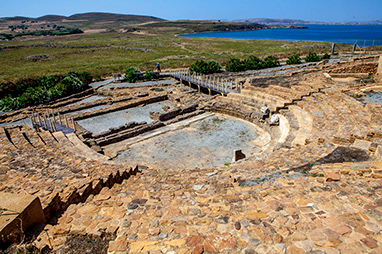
{"left": 377, "top": 54, "right": 382, "bottom": 84}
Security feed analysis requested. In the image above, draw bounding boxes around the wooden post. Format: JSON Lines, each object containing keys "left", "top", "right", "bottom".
{"left": 71, "top": 118, "right": 76, "bottom": 132}
{"left": 58, "top": 113, "right": 62, "bottom": 125}
{"left": 51, "top": 118, "right": 57, "bottom": 132}
{"left": 43, "top": 113, "right": 48, "bottom": 129}
{"left": 38, "top": 114, "right": 42, "bottom": 128}
{"left": 65, "top": 115, "right": 69, "bottom": 128}
{"left": 47, "top": 118, "right": 51, "bottom": 132}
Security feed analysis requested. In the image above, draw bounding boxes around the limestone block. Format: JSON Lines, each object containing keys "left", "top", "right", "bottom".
{"left": 0, "top": 192, "right": 45, "bottom": 246}
{"left": 377, "top": 55, "right": 382, "bottom": 77}
{"left": 351, "top": 139, "right": 372, "bottom": 151}
{"left": 376, "top": 145, "right": 382, "bottom": 162}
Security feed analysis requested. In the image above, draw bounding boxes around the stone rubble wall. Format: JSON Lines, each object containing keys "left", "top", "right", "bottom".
{"left": 95, "top": 121, "right": 165, "bottom": 147}
{"left": 72, "top": 95, "right": 168, "bottom": 121}
{"left": 91, "top": 121, "right": 147, "bottom": 139}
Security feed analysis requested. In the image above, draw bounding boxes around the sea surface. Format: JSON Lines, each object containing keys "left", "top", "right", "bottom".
{"left": 181, "top": 25, "right": 382, "bottom": 46}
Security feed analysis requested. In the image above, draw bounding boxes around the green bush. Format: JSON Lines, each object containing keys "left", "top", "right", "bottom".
{"left": 226, "top": 58, "right": 245, "bottom": 72}
{"left": 125, "top": 67, "right": 139, "bottom": 83}
{"left": 286, "top": 55, "right": 302, "bottom": 65}
{"left": 189, "top": 60, "right": 222, "bottom": 74}
{"left": 305, "top": 52, "right": 321, "bottom": 62}
{"left": 262, "top": 55, "right": 279, "bottom": 68}
{"left": 226, "top": 55, "right": 279, "bottom": 72}
{"left": 0, "top": 71, "right": 91, "bottom": 112}
{"left": 144, "top": 70, "right": 153, "bottom": 81}
{"left": 0, "top": 74, "right": 65, "bottom": 99}
{"left": 243, "top": 56, "right": 262, "bottom": 70}
{"left": 321, "top": 53, "right": 331, "bottom": 60}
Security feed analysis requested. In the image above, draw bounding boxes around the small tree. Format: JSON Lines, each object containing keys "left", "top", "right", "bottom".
{"left": 262, "top": 55, "right": 279, "bottom": 68}
{"left": 321, "top": 53, "right": 330, "bottom": 60}
{"left": 144, "top": 70, "right": 153, "bottom": 81}
{"left": 226, "top": 58, "right": 245, "bottom": 72}
{"left": 286, "top": 55, "right": 302, "bottom": 65}
{"left": 125, "top": 67, "right": 139, "bottom": 83}
{"left": 243, "top": 56, "right": 262, "bottom": 70}
{"left": 305, "top": 52, "right": 321, "bottom": 62}
{"left": 189, "top": 60, "right": 221, "bottom": 74}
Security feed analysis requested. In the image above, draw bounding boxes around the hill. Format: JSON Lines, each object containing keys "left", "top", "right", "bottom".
{"left": 65, "top": 12, "right": 163, "bottom": 23}
{"left": 139, "top": 20, "right": 268, "bottom": 35}
{"left": 0, "top": 12, "right": 166, "bottom": 38}
{"left": 35, "top": 15, "right": 67, "bottom": 22}
{"left": 0, "top": 12, "right": 164, "bottom": 23}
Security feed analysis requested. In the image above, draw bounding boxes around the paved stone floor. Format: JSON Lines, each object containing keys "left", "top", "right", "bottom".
{"left": 1, "top": 56, "right": 382, "bottom": 253}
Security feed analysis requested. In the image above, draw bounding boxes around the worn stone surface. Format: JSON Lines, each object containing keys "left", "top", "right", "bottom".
{"left": 1, "top": 58, "right": 382, "bottom": 253}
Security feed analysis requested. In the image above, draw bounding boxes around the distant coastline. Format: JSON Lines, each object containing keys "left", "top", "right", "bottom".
{"left": 233, "top": 18, "right": 382, "bottom": 26}
{"left": 180, "top": 24, "right": 382, "bottom": 47}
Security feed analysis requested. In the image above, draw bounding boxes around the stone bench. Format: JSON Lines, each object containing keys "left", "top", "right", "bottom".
{"left": 242, "top": 87, "right": 289, "bottom": 107}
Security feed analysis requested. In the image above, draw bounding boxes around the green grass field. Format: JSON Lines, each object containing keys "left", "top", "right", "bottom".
{"left": 0, "top": 22, "right": 358, "bottom": 82}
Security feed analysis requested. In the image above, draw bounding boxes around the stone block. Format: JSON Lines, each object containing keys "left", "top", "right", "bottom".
{"left": 377, "top": 54, "right": 382, "bottom": 78}
{"left": 0, "top": 192, "right": 45, "bottom": 247}
{"left": 375, "top": 145, "right": 382, "bottom": 161}
{"left": 351, "top": 139, "right": 372, "bottom": 151}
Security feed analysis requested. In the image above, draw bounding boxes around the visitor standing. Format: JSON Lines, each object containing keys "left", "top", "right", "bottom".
{"left": 156, "top": 63, "right": 161, "bottom": 72}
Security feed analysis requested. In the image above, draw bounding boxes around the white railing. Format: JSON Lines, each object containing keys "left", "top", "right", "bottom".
{"left": 169, "top": 70, "right": 241, "bottom": 93}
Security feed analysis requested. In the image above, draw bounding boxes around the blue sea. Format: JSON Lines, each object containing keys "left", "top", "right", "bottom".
{"left": 181, "top": 25, "right": 382, "bottom": 47}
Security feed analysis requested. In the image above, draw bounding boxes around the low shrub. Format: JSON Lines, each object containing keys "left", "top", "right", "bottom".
{"left": 226, "top": 55, "right": 279, "bottom": 72}
{"left": 125, "top": 67, "right": 139, "bottom": 83}
{"left": 261, "top": 55, "right": 280, "bottom": 68}
{"left": 321, "top": 53, "right": 331, "bottom": 60}
{"left": 305, "top": 52, "right": 321, "bottom": 62}
{"left": 226, "top": 58, "right": 245, "bottom": 72}
{"left": 144, "top": 70, "right": 153, "bottom": 81}
{"left": 189, "top": 60, "right": 222, "bottom": 74}
{"left": 286, "top": 55, "right": 302, "bottom": 65}
{"left": 0, "top": 71, "right": 91, "bottom": 112}
{"left": 243, "top": 56, "right": 262, "bottom": 70}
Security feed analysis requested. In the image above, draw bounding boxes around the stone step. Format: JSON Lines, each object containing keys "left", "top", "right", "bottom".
{"left": 52, "top": 131, "right": 84, "bottom": 156}
{"left": 66, "top": 133, "right": 112, "bottom": 163}
{"left": 38, "top": 130, "right": 58, "bottom": 147}
{"left": 222, "top": 93, "right": 266, "bottom": 111}
{"left": 289, "top": 105, "right": 313, "bottom": 146}
{"left": 6, "top": 127, "right": 33, "bottom": 150}
{"left": 22, "top": 125, "right": 47, "bottom": 148}
{"left": 242, "top": 87, "right": 289, "bottom": 107}
{"left": 279, "top": 109, "right": 299, "bottom": 147}
{"left": 268, "top": 85, "right": 306, "bottom": 101}
{"left": 0, "top": 127, "right": 16, "bottom": 149}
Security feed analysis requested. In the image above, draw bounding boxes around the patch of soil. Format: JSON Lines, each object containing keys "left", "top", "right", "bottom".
{"left": 53, "top": 233, "right": 115, "bottom": 254}
{"left": 329, "top": 63, "right": 377, "bottom": 74}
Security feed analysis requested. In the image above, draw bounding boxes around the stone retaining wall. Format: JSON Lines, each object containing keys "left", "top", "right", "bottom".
{"left": 73, "top": 95, "right": 168, "bottom": 121}
{"left": 95, "top": 121, "right": 165, "bottom": 146}
{"left": 43, "top": 166, "right": 138, "bottom": 222}
{"left": 91, "top": 121, "right": 147, "bottom": 139}
{"left": 204, "top": 101, "right": 272, "bottom": 133}
{"left": 149, "top": 104, "right": 198, "bottom": 121}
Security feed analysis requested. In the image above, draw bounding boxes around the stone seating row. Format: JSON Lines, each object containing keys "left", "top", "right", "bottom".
{"left": 0, "top": 125, "right": 136, "bottom": 221}
{"left": 296, "top": 88, "right": 371, "bottom": 143}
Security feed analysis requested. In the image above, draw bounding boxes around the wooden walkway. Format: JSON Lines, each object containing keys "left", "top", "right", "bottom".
{"left": 169, "top": 70, "right": 241, "bottom": 95}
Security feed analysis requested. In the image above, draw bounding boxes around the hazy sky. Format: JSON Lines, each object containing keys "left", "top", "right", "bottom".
{"left": 1, "top": 0, "right": 381, "bottom": 22}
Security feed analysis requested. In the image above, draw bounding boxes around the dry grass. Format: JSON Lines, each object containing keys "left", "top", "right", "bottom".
{"left": 0, "top": 25, "right": 355, "bottom": 82}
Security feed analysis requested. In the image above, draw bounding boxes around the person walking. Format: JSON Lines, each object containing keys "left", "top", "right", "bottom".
{"left": 156, "top": 63, "right": 161, "bottom": 72}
